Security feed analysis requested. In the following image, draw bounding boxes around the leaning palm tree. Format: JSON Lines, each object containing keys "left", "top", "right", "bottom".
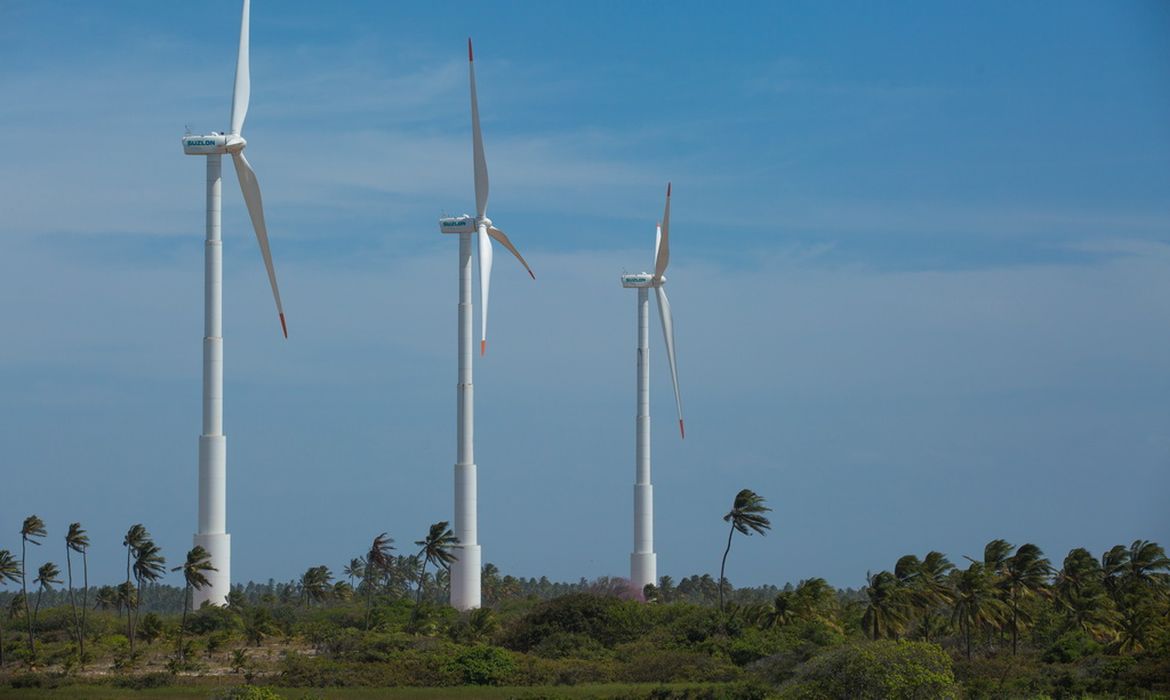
{"left": 344, "top": 558, "right": 366, "bottom": 588}
{"left": 1000, "top": 543, "right": 1052, "bottom": 655}
{"left": 298, "top": 566, "right": 334, "bottom": 607}
{"left": 0, "top": 549, "right": 22, "bottom": 667}
{"left": 130, "top": 540, "right": 166, "bottom": 656}
{"left": 1055, "top": 547, "right": 1118, "bottom": 641}
{"left": 32, "top": 563, "right": 62, "bottom": 626}
{"left": 365, "top": 533, "right": 395, "bottom": 629}
{"left": 719, "top": 489, "right": 772, "bottom": 612}
{"left": 64, "top": 523, "right": 90, "bottom": 661}
{"left": 414, "top": 522, "right": 458, "bottom": 606}
{"left": 20, "top": 515, "right": 46, "bottom": 659}
{"left": 951, "top": 562, "right": 1006, "bottom": 659}
{"left": 915, "top": 551, "right": 955, "bottom": 641}
{"left": 121, "top": 524, "right": 149, "bottom": 649}
{"left": 171, "top": 546, "right": 216, "bottom": 663}
{"left": 862, "top": 570, "right": 908, "bottom": 640}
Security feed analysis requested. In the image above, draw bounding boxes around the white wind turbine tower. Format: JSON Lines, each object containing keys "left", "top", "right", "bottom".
{"left": 180, "top": 0, "right": 287, "bottom": 607}
{"left": 622, "top": 184, "right": 684, "bottom": 594}
{"left": 439, "top": 39, "right": 536, "bottom": 611}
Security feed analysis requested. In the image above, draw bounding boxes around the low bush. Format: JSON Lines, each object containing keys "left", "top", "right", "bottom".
{"left": 778, "top": 640, "right": 957, "bottom": 699}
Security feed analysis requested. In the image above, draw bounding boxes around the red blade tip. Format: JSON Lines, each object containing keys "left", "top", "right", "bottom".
{"left": 279, "top": 313, "right": 288, "bottom": 338}
{"left": 679, "top": 420, "right": 685, "bottom": 439}
{"left": 667, "top": 182, "right": 671, "bottom": 197}
{"left": 480, "top": 339, "right": 486, "bottom": 356}
{"left": 528, "top": 269, "right": 536, "bottom": 280}
{"left": 468, "top": 38, "right": 474, "bottom": 62}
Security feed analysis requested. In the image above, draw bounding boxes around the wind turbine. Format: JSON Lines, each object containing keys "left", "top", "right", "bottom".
{"left": 621, "top": 184, "right": 683, "bottom": 594}
{"left": 180, "top": 0, "right": 287, "bottom": 607}
{"left": 439, "top": 38, "right": 535, "bottom": 611}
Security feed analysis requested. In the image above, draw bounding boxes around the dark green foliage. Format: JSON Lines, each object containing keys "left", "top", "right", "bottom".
{"left": 444, "top": 644, "right": 517, "bottom": 685}
{"left": 778, "top": 640, "right": 957, "bottom": 699}
{"left": 502, "top": 593, "right": 654, "bottom": 653}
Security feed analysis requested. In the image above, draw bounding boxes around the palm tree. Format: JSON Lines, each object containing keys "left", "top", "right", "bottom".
{"left": 344, "top": 557, "right": 366, "bottom": 588}
{"left": 982, "top": 539, "right": 1015, "bottom": 576}
{"left": 1055, "top": 547, "right": 1117, "bottom": 641}
{"left": 32, "top": 563, "right": 62, "bottom": 626}
{"left": 915, "top": 551, "right": 955, "bottom": 641}
{"left": 862, "top": 571, "right": 907, "bottom": 640}
{"left": 414, "top": 522, "right": 458, "bottom": 606}
{"left": 719, "top": 489, "right": 772, "bottom": 613}
{"left": 121, "top": 524, "right": 149, "bottom": 649}
{"left": 298, "top": 566, "right": 333, "bottom": 607}
{"left": 64, "top": 523, "right": 90, "bottom": 661}
{"left": 1120, "top": 540, "right": 1170, "bottom": 594}
{"left": 1107, "top": 540, "right": 1170, "bottom": 652}
{"left": 1000, "top": 543, "right": 1052, "bottom": 654}
{"left": 130, "top": 540, "right": 166, "bottom": 655}
{"left": 171, "top": 546, "right": 216, "bottom": 663}
{"left": 951, "top": 562, "right": 1006, "bottom": 659}
{"left": 365, "top": 533, "right": 395, "bottom": 629}
{"left": 20, "top": 515, "right": 46, "bottom": 659}
{"left": 0, "top": 549, "right": 22, "bottom": 667}
{"left": 93, "top": 586, "right": 118, "bottom": 612}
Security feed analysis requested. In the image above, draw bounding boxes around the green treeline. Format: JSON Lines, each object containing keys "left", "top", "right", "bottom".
{"left": 1, "top": 518, "right": 1168, "bottom": 698}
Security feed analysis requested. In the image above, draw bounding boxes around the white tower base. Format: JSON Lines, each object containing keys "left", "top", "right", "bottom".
{"left": 451, "top": 232, "right": 481, "bottom": 610}
{"left": 192, "top": 533, "right": 230, "bottom": 607}
{"left": 630, "top": 287, "right": 657, "bottom": 593}
{"left": 194, "top": 153, "right": 231, "bottom": 607}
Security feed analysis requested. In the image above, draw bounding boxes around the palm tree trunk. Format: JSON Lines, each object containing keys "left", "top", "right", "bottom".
{"left": 365, "top": 580, "right": 374, "bottom": 631}
{"left": 21, "top": 537, "right": 33, "bottom": 661}
{"left": 965, "top": 618, "right": 972, "bottom": 660}
{"left": 177, "top": 584, "right": 190, "bottom": 663}
{"left": 80, "top": 551, "right": 88, "bottom": 665}
{"left": 718, "top": 523, "right": 735, "bottom": 613}
{"left": 66, "top": 544, "right": 80, "bottom": 652}
{"left": 416, "top": 561, "right": 428, "bottom": 607}
{"left": 1011, "top": 587, "right": 1019, "bottom": 655}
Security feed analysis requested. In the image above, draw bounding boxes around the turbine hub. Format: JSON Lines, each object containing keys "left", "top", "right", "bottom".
{"left": 224, "top": 135, "right": 247, "bottom": 153}
{"left": 478, "top": 216, "right": 493, "bottom": 229}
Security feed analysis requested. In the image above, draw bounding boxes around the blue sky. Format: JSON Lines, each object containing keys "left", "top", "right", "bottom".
{"left": 1, "top": 1, "right": 1168, "bottom": 590}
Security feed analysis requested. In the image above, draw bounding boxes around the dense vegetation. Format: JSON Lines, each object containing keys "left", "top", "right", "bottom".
{"left": 1, "top": 512, "right": 1168, "bottom": 698}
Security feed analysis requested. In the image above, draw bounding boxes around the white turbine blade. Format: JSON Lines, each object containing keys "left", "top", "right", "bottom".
{"left": 478, "top": 226, "right": 494, "bottom": 355}
{"left": 468, "top": 38, "right": 489, "bottom": 220}
{"left": 655, "top": 285, "right": 684, "bottom": 439}
{"left": 654, "top": 224, "right": 662, "bottom": 267}
{"left": 232, "top": 151, "right": 287, "bottom": 338}
{"left": 229, "top": 0, "right": 251, "bottom": 136}
{"left": 488, "top": 226, "right": 535, "bottom": 280}
{"left": 653, "top": 182, "right": 671, "bottom": 280}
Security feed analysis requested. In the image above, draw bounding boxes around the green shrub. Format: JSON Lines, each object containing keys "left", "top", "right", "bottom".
{"left": 444, "top": 644, "right": 518, "bottom": 685}
{"left": 502, "top": 593, "right": 651, "bottom": 652}
{"left": 778, "top": 640, "right": 957, "bottom": 699}
{"left": 1043, "top": 631, "right": 1102, "bottom": 663}
{"left": 616, "top": 645, "right": 742, "bottom": 683}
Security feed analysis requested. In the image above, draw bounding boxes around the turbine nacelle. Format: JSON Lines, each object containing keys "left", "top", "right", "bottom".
{"left": 182, "top": 133, "right": 229, "bottom": 156}
{"left": 439, "top": 215, "right": 476, "bottom": 234}
{"left": 621, "top": 273, "right": 665, "bottom": 288}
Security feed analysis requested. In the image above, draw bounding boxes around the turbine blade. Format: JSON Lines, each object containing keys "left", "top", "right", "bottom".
{"left": 654, "top": 224, "right": 662, "bottom": 268}
{"left": 655, "top": 285, "right": 684, "bottom": 438}
{"left": 653, "top": 182, "right": 671, "bottom": 280}
{"left": 488, "top": 226, "right": 535, "bottom": 280}
{"left": 232, "top": 151, "right": 287, "bottom": 337}
{"left": 468, "top": 38, "right": 489, "bottom": 220}
{"left": 229, "top": 0, "right": 251, "bottom": 136}
{"left": 478, "top": 225, "right": 494, "bottom": 354}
